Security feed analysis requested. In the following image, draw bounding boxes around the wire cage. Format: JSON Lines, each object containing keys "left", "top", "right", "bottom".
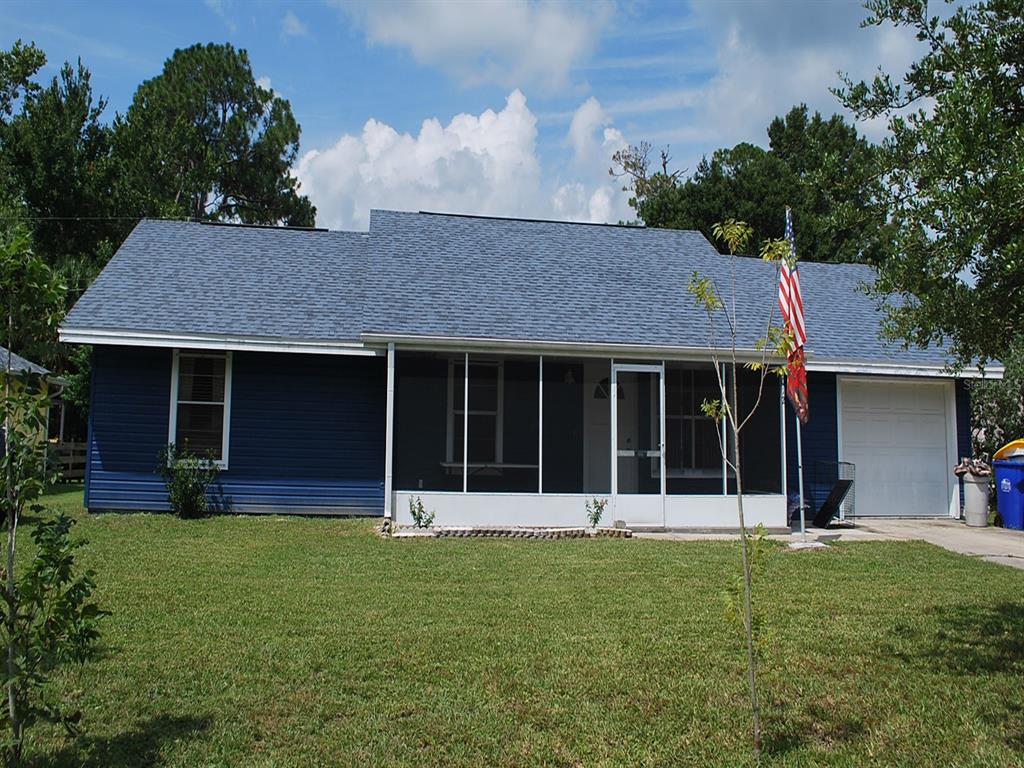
{"left": 812, "top": 460, "right": 856, "bottom": 525}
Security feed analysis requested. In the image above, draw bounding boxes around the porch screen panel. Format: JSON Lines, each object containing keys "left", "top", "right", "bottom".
{"left": 393, "top": 352, "right": 462, "bottom": 491}
{"left": 464, "top": 356, "right": 539, "bottom": 492}
{"left": 542, "top": 358, "right": 610, "bottom": 493}
{"left": 665, "top": 362, "right": 727, "bottom": 495}
{"left": 736, "top": 366, "right": 783, "bottom": 494}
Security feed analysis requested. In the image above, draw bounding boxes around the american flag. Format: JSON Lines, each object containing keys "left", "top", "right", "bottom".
{"left": 779, "top": 207, "right": 809, "bottom": 423}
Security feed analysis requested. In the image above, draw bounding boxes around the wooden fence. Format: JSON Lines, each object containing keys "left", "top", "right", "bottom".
{"left": 51, "top": 441, "right": 87, "bottom": 481}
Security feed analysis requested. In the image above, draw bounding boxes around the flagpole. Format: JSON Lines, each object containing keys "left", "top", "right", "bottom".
{"left": 795, "top": 409, "right": 806, "bottom": 543}
{"left": 782, "top": 204, "right": 810, "bottom": 546}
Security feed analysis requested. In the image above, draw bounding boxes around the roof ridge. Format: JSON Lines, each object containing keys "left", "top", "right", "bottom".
{"left": 138, "top": 217, "right": 338, "bottom": 234}
{"left": 196, "top": 219, "right": 329, "bottom": 233}
{"left": 415, "top": 210, "right": 646, "bottom": 230}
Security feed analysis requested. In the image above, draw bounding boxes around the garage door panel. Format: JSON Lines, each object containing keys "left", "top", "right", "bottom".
{"left": 841, "top": 379, "right": 952, "bottom": 518}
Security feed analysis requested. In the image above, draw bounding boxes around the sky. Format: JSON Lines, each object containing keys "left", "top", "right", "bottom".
{"left": 2, "top": 0, "right": 926, "bottom": 231}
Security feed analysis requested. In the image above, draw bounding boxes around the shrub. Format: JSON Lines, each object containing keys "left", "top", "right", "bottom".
{"left": 408, "top": 496, "right": 435, "bottom": 528}
{"left": 158, "top": 443, "right": 219, "bottom": 518}
{"left": 0, "top": 514, "right": 107, "bottom": 759}
{"left": 586, "top": 497, "right": 608, "bottom": 528}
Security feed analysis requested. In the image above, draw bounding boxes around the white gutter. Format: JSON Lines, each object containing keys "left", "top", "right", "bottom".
{"left": 358, "top": 332, "right": 767, "bottom": 363}
{"left": 58, "top": 327, "right": 383, "bottom": 357}
{"left": 359, "top": 332, "right": 1000, "bottom": 378}
{"left": 57, "top": 326, "right": 1002, "bottom": 379}
{"left": 805, "top": 360, "right": 1003, "bottom": 379}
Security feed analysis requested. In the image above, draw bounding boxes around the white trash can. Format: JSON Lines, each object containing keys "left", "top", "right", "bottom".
{"left": 963, "top": 473, "right": 990, "bottom": 527}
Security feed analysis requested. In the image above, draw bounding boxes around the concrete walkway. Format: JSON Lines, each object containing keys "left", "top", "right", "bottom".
{"left": 844, "top": 519, "right": 1024, "bottom": 571}
{"left": 638, "top": 519, "right": 1024, "bottom": 571}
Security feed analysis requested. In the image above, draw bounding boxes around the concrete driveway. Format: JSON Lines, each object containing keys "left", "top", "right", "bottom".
{"left": 791, "top": 518, "right": 1024, "bottom": 570}
{"left": 640, "top": 519, "right": 1024, "bottom": 571}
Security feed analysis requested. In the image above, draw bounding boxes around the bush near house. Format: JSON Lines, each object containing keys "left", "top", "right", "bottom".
{"left": 157, "top": 444, "right": 219, "bottom": 518}
{"left": 22, "top": 486, "right": 1024, "bottom": 767}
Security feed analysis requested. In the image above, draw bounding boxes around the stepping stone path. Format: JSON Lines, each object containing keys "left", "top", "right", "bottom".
{"left": 391, "top": 526, "right": 632, "bottom": 539}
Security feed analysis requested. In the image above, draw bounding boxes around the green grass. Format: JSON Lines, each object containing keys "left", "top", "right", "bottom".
{"left": 19, "top": 486, "right": 1024, "bottom": 767}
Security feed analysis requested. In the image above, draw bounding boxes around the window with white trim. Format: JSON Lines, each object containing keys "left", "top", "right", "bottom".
{"left": 169, "top": 351, "right": 232, "bottom": 465}
{"left": 446, "top": 360, "right": 503, "bottom": 464}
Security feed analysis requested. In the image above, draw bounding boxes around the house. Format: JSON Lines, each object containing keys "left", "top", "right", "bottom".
{"left": 58, "top": 212, "right": 996, "bottom": 529}
{"left": 0, "top": 345, "right": 52, "bottom": 453}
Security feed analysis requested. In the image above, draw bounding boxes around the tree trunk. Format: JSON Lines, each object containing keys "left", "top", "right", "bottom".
{"left": 730, "top": 362, "right": 762, "bottom": 758}
{"left": 4, "top": 301, "right": 21, "bottom": 765}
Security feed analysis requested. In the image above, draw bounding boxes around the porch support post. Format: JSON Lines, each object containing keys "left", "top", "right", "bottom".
{"left": 538, "top": 355, "right": 543, "bottom": 494}
{"left": 462, "top": 352, "right": 469, "bottom": 493}
{"left": 659, "top": 361, "right": 667, "bottom": 527}
{"left": 721, "top": 366, "right": 728, "bottom": 496}
{"left": 795, "top": 410, "right": 806, "bottom": 543}
{"left": 610, "top": 360, "right": 617, "bottom": 514}
{"left": 779, "top": 377, "right": 787, "bottom": 504}
{"left": 383, "top": 342, "right": 395, "bottom": 521}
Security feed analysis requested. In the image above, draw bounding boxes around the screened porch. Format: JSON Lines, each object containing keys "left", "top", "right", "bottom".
{"left": 387, "top": 350, "right": 788, "bottom": 530}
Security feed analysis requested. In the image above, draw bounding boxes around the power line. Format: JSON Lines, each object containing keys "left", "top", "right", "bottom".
{"left": 0, "top": 214, "right": 323, "bottom": 231}
{"left": 0, "top": 215, "right": 183, "bottom": 222}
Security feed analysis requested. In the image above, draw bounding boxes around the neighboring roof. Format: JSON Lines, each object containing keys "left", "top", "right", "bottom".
{"left": 0, "top": 346, "right": 48, "bottom": 376}
{"left": 62, "top": 219, "right": 369, "bottom": 343}
{"left": 61, "top": 212, "right": 959, "bottom": 370}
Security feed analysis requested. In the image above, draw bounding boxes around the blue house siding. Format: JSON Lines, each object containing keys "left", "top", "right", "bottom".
{"left": 86, "top": 346, "right": 386, "bottom": 515}
{"left": 88, "top": 346, "right": 174, "bottom": 511}
{"left": 225, "top": 352, "right": 385, "bottom": 513}
{"left": 785, "top": 372, "right": 839, "bottom": 517}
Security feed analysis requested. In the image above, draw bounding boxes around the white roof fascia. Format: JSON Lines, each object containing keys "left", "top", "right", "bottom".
{"left": 362, "top": 333, "right": 1001, "bottom": 378}
{"left": 58, "top": 327, "right": 383, "bottom": 357}
{"left": 360, "top": 332, "right": 772, "bottom": 363}
{"left": 806, "top": 360, "right": 1003, "bottom": 379}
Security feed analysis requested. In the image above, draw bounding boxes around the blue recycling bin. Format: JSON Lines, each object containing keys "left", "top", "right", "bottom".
{"left": 993, "top": 458, "right": 1024, "bottom": 530}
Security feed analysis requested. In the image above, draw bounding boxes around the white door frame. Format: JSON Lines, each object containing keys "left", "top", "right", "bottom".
{"left": 837, "top": 375, "right": 959, "bottom": 518}
{"left": 611, "top": 362, "right": 666, "bottom": 527}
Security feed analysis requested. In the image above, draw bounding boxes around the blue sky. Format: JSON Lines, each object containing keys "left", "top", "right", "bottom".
{"left": 3, "top": 0, "right": 923, "bottom": 230}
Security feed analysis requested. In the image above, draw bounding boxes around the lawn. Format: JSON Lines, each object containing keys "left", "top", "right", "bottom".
{"left": 19, "top": 486, "right": 1024, "bottom": 767}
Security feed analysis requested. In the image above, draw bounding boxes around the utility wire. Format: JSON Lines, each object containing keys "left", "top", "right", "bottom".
{"left": 0, "top": 215, "right": 187, "bottom": 222}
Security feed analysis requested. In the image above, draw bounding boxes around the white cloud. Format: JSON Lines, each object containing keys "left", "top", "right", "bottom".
{"left": 203, "top": 0, "right": 237, "bottom": 33}
{"left": 567, "top": 97, "right": 627, "bottom": 172}
{"left": 599, "top": 0, "right": 926, "bottom": 177}
{"left": 256, "top": 75, "right": 272, "bottom": 92}
{"left": 554, "top": 97, "right": 630, "bottom": 223}
{"left": 294, "top": 91, "right": 632, "bottom": 230}
{"left": 281, "top": 9, "right": 309, "bottom": 38}
{"left": 568, "top": 97, "right": 607, "bottom": 162}
{"left": 333, "top": 0, "right": 614, "bottom": 89}
{"left": 605, "top": 88, "right": 701, "bottom": 117}
{"left": 550, "top": 183, "right": 619, "bottom": 224}
{"left": 662, "top": 0, "right": 927, "bottom": 170}
{"left": 296, "top": 1, "right": 919, "bottom": 231}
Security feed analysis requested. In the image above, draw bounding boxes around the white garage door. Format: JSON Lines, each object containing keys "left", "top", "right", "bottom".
{"left": 840, "top": 379, "right": 954, "bottom": 517}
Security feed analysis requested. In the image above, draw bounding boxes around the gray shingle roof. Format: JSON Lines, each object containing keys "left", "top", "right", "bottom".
{"left": 366, "top": 210, "right": 949, "bottom": 366}
{"left": 62, "top": 212, "right": 954, "bottom": 367}
{"left": 63, "top": 219, "right": 369, "bottom": 341}
{"left": 0, "top": 346, "right": 48, "bottom": 376}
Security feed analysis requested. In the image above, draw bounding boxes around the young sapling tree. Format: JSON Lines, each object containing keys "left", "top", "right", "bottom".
{"left": 0, "top": 224, "right": 106, "bottom": 765}
{"left": 408, "top": 496, "right": 435, "bottom": 529}
{"left": 687, "top": 219, "right": 791, "bottom": 758}
{"left": 585, "top": 497, "right": 608, "bottom": 529}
